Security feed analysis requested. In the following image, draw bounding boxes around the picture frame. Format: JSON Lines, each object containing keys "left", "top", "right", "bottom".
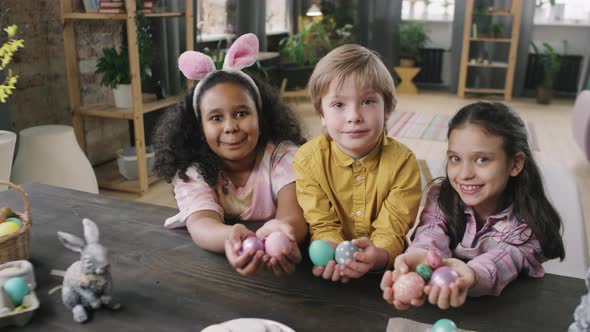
{"left": 82, "top": 0, "right": 100, "bottom": 13}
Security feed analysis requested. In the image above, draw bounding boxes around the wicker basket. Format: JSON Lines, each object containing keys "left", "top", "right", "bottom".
{"left": 0, "top": 181, "right": 31, "bottom": 264}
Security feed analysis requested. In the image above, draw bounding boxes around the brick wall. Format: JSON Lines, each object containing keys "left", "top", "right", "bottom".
{"left": 5, "top": 0, "right": 130, "bottom": 165}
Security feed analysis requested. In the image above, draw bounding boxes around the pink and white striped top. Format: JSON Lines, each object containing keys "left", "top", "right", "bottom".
{"left": 164, "top": 141, "right": 298, "bottom": 228}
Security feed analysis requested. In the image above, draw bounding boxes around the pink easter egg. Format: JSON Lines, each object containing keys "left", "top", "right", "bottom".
{"left": 393, "top": 272, "right": 425, "bottom": 304}
{"left": 426, "top": 249, "right": 443, "bottom": 269}
{"left": 429, "top": 266, "right": 460, "bottom": 287}
{"left": 264, "top": 231, "right": 292, "bottom": 257}
{"left": 239, "top": 234, "right": 265, "bottom": 256}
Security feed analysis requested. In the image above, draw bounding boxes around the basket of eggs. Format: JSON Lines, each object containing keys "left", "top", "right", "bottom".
{"left": 0, "top": 181, "right": 31, "bottom": 264}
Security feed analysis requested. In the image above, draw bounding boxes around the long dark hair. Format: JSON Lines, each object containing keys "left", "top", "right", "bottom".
{"left": 435, "top": 102, "right": 564, "bottom": 260}
{"left": 153, "top": 71, "right": 306, "bottom": 187}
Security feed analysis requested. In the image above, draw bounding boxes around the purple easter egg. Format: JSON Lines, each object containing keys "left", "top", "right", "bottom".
{"left": 426, "top": 249, "right": 443, "bottom": 269}
{"left": 239, "top": 234, "right": 265, "bottom": 255}
{"left": 264, "top": 231, "right": 292, "bottom": 257}
{"left": 429, "top": 266, "right": 459, "bottom": 287}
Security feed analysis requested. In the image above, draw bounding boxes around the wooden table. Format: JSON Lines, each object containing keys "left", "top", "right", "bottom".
{"left": 2, "top": 184, "right": 585, "bottom": 331}
{"left": 394, "top": 66, "right": 421, "bottom": 94}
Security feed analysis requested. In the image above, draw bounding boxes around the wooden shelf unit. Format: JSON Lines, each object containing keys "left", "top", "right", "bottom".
{"left": 60, "top": 0, "right": 194, "bottom": 194}
{"left": 458, "top": 0, "right": 522, "bottom": 101}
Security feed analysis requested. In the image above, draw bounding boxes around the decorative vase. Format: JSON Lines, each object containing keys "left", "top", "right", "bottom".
{"left": 536, "top": 87, "right": 553, "bottom": 104}
{"left": 400, "top": 58, "right": 416, "bottom": 68}
{"left": 0, "top": 131, "right": 17, "bottom": 191}
{"left": 112, "top": 84, "right": 133, "bottom": 109}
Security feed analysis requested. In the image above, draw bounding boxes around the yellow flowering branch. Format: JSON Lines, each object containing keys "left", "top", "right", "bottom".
{"left": 0, "top": 25, "right": 24, "bottom": 103}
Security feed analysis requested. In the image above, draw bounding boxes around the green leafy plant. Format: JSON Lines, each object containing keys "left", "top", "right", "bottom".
{"left": 279, "top": 20, "right": 332, "bottom": 66}
{"left": 0, "top": 24, "right": 24, "bottom": 103}
{"left": 95, "top": 11, "right": 153, "bottom": 89}
{"left": 531, "top": 42, "right": 561, "bottom": 89}
{"left": 491, "top": 24, "right": 504, "bottom": 37}
{"left": 399, "top": 21, "right": 430, "bottom": 60}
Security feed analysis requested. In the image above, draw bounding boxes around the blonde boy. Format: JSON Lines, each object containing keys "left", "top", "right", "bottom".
{"left": 293, "top": 44, "right": 422, "bottom": 283}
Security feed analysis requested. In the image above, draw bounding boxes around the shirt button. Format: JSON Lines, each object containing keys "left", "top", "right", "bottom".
{"left": 356, "top": 175, "right": 362, "bottom": 181}
{"left": 356, "top": 210, "right": 362, "bottom": 216}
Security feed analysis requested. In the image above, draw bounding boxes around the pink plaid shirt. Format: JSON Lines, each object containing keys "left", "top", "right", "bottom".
{"left": 407, "top": 185, "right": 546, "bottom": 296}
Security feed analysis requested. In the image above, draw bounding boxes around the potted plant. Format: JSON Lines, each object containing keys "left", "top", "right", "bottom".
{"left": 0, "top": 23, "right": 23, "bottom": 182}
{"left": 279, "top": 20, "right": 332, "bottom": 90}
{"left": 531, "top": 42, "right": 560, "bottom": 104}
{"left": 398, "top": 21, "right": 430, "bottom": 67}
{"left": 491, "top": 24, "right": 504, "bottom": 38}
{"left": 95, "top": 12, "right": 153, "bottom": 108}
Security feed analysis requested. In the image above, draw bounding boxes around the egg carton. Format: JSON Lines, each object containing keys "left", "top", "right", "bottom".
{"left": 0, "top": 292, "right": 39, "bottom": 328}
{"left": 0, "top": 260, "right": 38, "bottom": 328}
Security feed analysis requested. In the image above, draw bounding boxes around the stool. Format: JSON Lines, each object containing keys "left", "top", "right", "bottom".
{"left": 11, "top": 125, "right": 98, "bottom": 194}
{"left": 394, "top": 66, "right": 421, "bottom": 94}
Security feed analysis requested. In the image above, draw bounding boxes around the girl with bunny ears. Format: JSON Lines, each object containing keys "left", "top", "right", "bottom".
{"left": 153, "top": 34, "right": 307, "bottom": 277}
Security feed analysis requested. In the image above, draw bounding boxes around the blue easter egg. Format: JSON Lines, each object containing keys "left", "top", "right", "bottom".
{"left": 5, "top": 217, "right": 23, "bottom": 227}
{"left": 308, "top": 240, "right": 335, "bottom": 267}
{"left": 3, "top": 276, "right": 30, "bottom": 306}
{"left": 432, "top": 318, "right": 458, "bottom": 332}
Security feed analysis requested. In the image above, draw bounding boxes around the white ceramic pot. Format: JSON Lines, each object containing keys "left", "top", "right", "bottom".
{"left": 0, "top": 131, "right": 17, "bottom": 190}
{"left": 112, "top": 84, "right": 133, "bottom": 108}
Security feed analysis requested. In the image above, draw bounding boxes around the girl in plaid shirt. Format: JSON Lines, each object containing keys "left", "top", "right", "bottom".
{"left": 381, "top": 102, "right": 565, "bottom": 310}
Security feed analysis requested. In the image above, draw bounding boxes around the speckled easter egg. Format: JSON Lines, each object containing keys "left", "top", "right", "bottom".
{"left": 426, "top": 249, "right": 443, "bottom": 269}
{"left": 429, "top": 266, "right": 460, "bottom": 287}
{"left": 393, "top": 272, "right": 425, "bottom": 304}
{"left": 416, "top": 263, "right": 433, "bottom": 281}
{"left": 264, "top": 231, "right": 291, "bottom": 257}
{"left": 335, "top": 241, "right": 359, "bottom": 265}
{"left": 5, "top": 217, "right": 23, "bottom": 227}
{"left": 308, "top": 240, "right": 335, "bottom": 267}
{"left": 431, "top": 318, "right": 458, "bottom": 332}
{"left": 239, "top": 234, "right": 265, "bottom": 256}
{"left": 3, "top": 276, "right": 30, "bottom": 306}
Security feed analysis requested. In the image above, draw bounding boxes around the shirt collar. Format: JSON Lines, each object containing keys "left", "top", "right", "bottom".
{"left": 464, "top": 205, "right": 514, "bottom": 222}
{"left": 331, "top": 133, "right": 384, "bottom": 170}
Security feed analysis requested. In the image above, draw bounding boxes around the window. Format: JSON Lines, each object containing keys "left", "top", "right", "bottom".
{"left": 402, "top": 0, "right": 454, "bottom": 21}
{"left": 266, "top": 0, "right": 289, "bottom": 35}
{"left": 535, "top": 0, "right": 590, "bottom": 22}
{"left": 197, "top": 0, "right": 235, "bottom": 42}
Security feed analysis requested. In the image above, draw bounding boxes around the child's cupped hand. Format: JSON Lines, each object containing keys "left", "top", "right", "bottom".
{"left": 339, "top": 237, "right": 380, "bottom": 280}
{"left": 380, "top": 251, "right": 428, "bottom": 310}
{"left": 225, "top": 224, "right": 267, "bottom": 276}
{"left": 256, "top": 218, "right": 302, "bottom": 277}
{"left": 424, "top": 258, "right": 477, "bottom": 310}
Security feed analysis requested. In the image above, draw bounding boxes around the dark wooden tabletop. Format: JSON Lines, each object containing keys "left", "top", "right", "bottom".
{"left": 2, "top": 184, "right": 586, "bottom": 332}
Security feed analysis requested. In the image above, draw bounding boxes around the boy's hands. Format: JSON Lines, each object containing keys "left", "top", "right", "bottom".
{"left": 424, "top": 258, "right": 477, "bottom": 309}
{"left": 339, "top": 237, "right": 384, "bottom": 279}
{"left": 257, "top": 218, "right": 302, "bottom": 277}
{"left": 225, "top": 224, "right": 267, "bottom": 276}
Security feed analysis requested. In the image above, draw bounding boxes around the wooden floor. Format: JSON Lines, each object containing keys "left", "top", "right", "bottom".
{"left": 101, "top": 90, "right": 590, "bottom": 253}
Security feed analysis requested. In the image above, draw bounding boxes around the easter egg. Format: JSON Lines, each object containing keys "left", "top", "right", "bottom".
{"left": 426, "top": 249, "right": 443, "bottom": 269}
{"left": 0, "top": 221, "right": 20, "bottom": 238}
{"left": 393, "top": 272, "right": 425, "bottom": 304}
{"left": 3, "top": 277, "right": 30, "bottom": 306}
{"left": 432, "top": 318, "right": 458, "bottom": 332}
{"left": 416, "top": 263, "right": 433, "bottom": 281}
{"left": 239, "top": 234, "right": 264, "bottom": 255}
{"left": 264, "top": 231, "right": 291, "bottom": 257}
{"left": 429, "top": 266, "right": 460, "bottom": 287}
{"left": 308, "top": 240, "right": 335, "bottom": 267}
{"left": 0, "top": 207, "right": 13, "bottom": 218}
{"left": 335, "top": 240, "right": 359, "bottom": 265}
{"left": 5, "top": 217, "right": 23, "bottom": 227}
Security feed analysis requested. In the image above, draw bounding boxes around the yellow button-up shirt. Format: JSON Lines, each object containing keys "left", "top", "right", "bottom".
{"left": 293, "top": 133, "right": 422, "bottom": 268}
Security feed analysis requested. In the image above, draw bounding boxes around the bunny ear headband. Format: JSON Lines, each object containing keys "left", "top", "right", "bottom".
{"left": 178, "top": 33, "right": 262, "bottom": 117}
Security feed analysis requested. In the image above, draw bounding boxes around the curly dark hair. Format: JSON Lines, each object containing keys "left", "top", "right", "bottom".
{"left": 153, "top": 70, "right": 306, "bottom": 188}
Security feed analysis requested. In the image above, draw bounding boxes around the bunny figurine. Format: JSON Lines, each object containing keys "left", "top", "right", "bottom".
{"left": 57, "top": 218, "right": 121, "bottom": 323}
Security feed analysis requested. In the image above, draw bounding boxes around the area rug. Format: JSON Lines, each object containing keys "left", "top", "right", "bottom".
{"left": 387, "top": 111, "right": 540, "bottom": 151}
